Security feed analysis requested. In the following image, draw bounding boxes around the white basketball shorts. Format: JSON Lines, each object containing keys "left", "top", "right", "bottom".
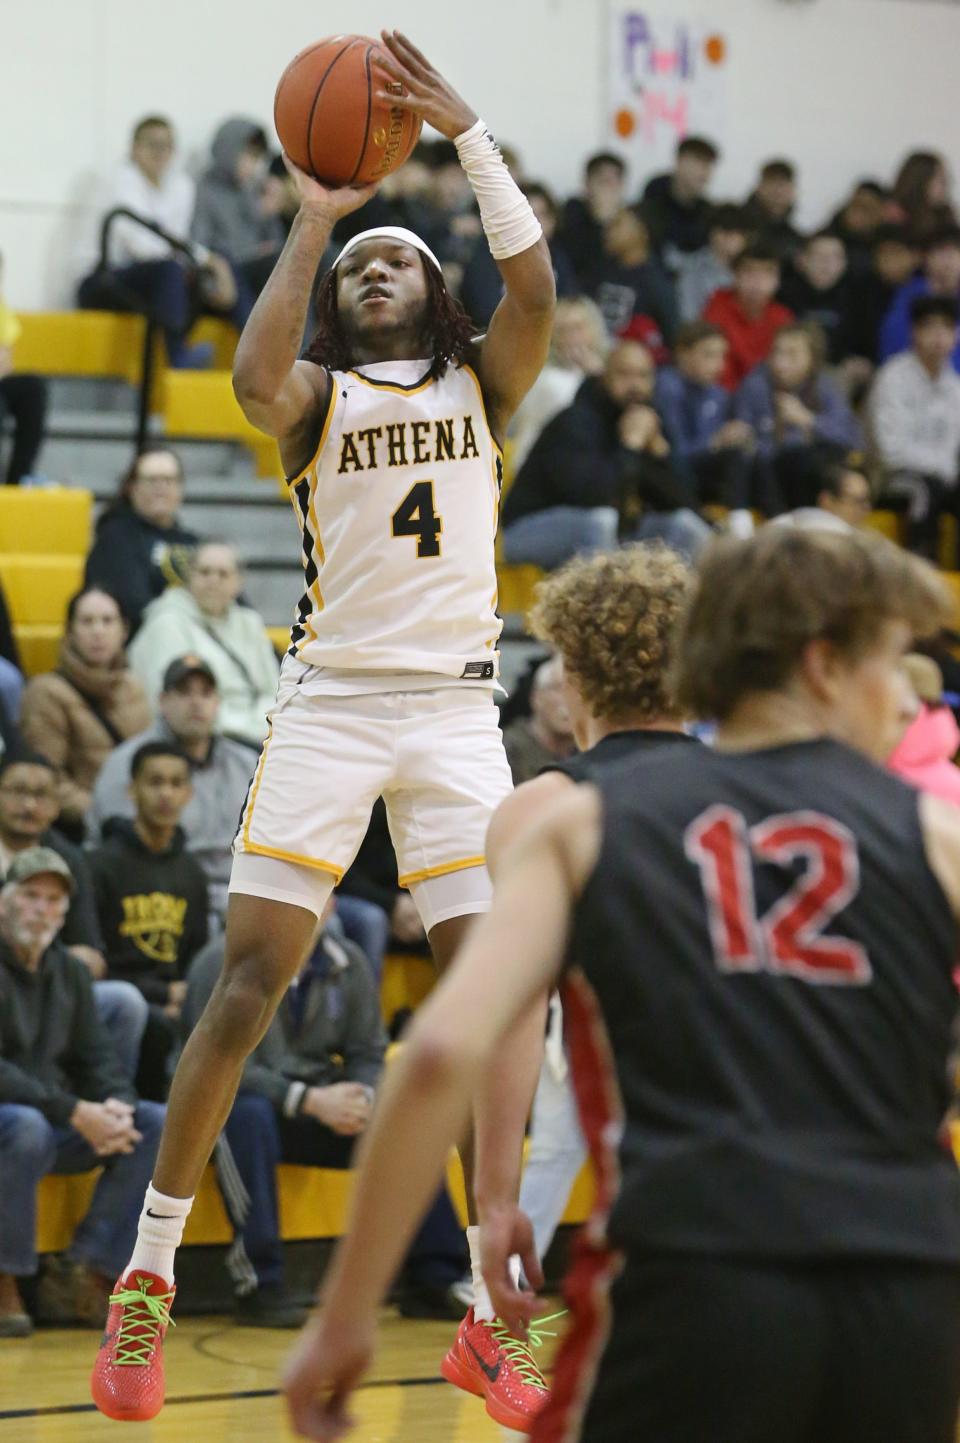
{"left": 230, "top": 680, "right": 513, "bottom": 929}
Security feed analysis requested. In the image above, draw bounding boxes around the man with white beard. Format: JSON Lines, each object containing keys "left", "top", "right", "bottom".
{"left": 0, "top": 849, "right": 164, "bottom": 1337}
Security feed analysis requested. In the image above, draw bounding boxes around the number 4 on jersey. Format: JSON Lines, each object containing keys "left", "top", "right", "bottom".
{"left": 685, "top": 805, "right": 872, "bottom": 985}
{"left": 392, "top": 481, "right": 442, "bottom": 558}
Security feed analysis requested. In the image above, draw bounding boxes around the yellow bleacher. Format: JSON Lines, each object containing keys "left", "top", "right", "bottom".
{"left": 13, "top": 310, "right": 239, "bottom": 385}
{"left": 0, "top": 552, "right": 84, "bottom": 623}
{"left": 13, "top": 312, "right": 147, "bottom": 384}
{"left": 37, "top": 1139, "right": 596, "bottom": 1254}
{"left": 163, "top": 369, "right": 281, "bottom": 481}
{"left": 0, "top": 488, "right": 92, "bottom": 673}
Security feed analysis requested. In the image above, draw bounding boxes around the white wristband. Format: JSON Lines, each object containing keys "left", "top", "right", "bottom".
{"left": 454, "top": 118, "right": 543, "bottom": 261}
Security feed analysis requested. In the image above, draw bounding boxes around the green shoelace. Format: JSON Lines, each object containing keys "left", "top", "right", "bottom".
{"left": 107, "top": 1276, "right": 176, "bottom": 1366}
{"left": 488, "top": 1311, "right": 566, "bottom": 1388}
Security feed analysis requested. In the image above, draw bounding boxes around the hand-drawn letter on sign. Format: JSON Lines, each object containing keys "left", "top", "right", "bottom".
{"left": 607, "top": 6, "right": 728, "bottom": 172}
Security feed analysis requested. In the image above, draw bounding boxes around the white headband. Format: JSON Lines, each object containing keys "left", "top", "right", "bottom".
{"left": 331, "top": 225, "right": 442, "bottom": 273}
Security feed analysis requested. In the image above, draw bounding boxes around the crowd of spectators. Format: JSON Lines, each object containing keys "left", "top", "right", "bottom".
{"left": 6, "top": 113, "right": 960, "bottom": 1337}
{"left": 5, "top": 120, "right": 960, "bottom": 567}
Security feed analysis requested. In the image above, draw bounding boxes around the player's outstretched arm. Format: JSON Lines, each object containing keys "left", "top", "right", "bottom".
{"left": 282, "top": 786, "right": 601, "bottom": 1443}
{"left": 376, "top": 30, "right": 556, "bottom": 437}
{"left": 232, "top": 165, "right": 377, "bottom": 447}
{"left": 470, "top": 774, "right": 576, "bottom": 1321}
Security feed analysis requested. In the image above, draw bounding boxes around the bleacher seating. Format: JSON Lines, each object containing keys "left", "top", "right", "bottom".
{"left": 163, "top": 369, "right": 281, "bottom": 481}
{"left": 13, "top": 312, "right": 146, "bottom": 384}
{"left": 0, "top": 488, "right": 92, "bottom": 672}
{"left": 36, "top": 1140, "right": 596, "bottom": 1253}
{"left": 1, "top": 554, "right": 83, "bottom": 653}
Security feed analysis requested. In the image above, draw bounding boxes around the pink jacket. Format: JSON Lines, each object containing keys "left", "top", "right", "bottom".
{"left": 888, "top": 704, "right": 960, "bottom": 807}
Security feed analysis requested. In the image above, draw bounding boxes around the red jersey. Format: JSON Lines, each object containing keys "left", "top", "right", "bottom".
{"left": 703, "top": 287, "right": 794, "bottom": 390}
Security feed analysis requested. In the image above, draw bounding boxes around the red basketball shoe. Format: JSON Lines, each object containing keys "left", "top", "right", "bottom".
{"left": 441, "top": 1308, "right": 553, "bottom": 1433}
{"left": 90, "top": 1270, "right": 176, "bottom": 1422}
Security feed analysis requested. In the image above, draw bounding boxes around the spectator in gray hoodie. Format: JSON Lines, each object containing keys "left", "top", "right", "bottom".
{"left": 191, "top": 118, "right": 286, "bottom": 308}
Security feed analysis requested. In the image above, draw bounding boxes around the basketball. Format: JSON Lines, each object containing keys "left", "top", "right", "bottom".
{"left": 274, "top": 35, "right": 423, "bottom": 187}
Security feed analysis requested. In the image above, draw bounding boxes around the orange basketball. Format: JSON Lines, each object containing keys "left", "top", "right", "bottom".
{"left": 274, "top": 35, "right": 423, "bottom": 187}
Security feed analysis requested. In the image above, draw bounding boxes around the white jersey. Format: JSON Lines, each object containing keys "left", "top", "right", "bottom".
{"left": 286, "top": 358, "right": 503, "bottom": 680}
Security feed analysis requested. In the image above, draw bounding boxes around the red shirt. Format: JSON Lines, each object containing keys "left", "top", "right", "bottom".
{"left": 703, "top": 288, "right": 794, "bottom": 390}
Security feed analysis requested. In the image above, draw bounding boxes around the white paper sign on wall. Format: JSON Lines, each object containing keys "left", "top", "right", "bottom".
{"left": 606, "top": 6, "right": 729, "bottom": 175}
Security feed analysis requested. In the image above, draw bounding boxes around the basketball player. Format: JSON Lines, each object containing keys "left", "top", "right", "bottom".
{"left": 91, "top": 30, "right": 555, "bottom": 1424}
{"left": 468, "top": 545, "right": 694, "bottom": 1314}
{"left": 283, "top": 527, "right": 960, "bottom": 1443}
{"left": 439, "top": 542, "right": 693, "bottom": 1378}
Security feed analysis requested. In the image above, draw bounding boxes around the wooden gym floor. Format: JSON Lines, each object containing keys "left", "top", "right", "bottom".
{"left": 0, "top": 1313, "right": 544, "bottom": 1442}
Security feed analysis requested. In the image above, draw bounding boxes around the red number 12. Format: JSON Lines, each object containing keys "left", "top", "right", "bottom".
{"left": 684, "top": 805, "right": 872, "bottom": 985}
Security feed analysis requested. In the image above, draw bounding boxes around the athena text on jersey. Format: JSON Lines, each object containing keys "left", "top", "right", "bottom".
{"left": 286, "top": 358, "right": 503, "bottom": 679}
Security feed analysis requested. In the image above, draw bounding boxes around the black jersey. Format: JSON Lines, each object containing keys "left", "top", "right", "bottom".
{"left": 563, "top": 737, "right": 960, "bottom": 1262}
{"left": 542, "top": 728, "right": 698, "bottom": 785}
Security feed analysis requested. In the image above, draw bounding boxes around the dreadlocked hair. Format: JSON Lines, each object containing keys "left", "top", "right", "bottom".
{"left": 305, "top": 257, "right": 477, "bottom": 379}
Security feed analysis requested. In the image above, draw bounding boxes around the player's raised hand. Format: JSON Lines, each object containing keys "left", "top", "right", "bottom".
{"left": 480, "top": 1204, "right": 545, "bottom": 1337}
{"left": 376, "top": 30, "right": 478, "bottom": 140}
{"left": 283, "top": 155, "right": 380, "bottom": 220}
{"left": 283, "top": 1307, "right": 374, "bottom": 1442}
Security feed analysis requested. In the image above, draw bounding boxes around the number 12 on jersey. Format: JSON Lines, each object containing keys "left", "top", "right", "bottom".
{"left": 684, "top": 805, "right": 872, "bottom": 985}
{"left": 392, "top": 480, "right": 443, "bottom": 558}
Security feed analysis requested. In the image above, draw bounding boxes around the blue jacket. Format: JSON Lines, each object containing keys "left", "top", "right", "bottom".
{"left": 879, "top": 275, "right": 960, "bottom": 369}
{"left": 654, "top": 367, "right": 730, "bottom": 473}
{"left": 732, "top": 366, "right": 862, "bottom": 458}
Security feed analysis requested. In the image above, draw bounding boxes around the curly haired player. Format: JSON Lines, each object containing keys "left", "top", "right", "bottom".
{"left": 479, "top": 546, "right": 695, "bottom": 1290}
{"left": 91, "top": 29, "right": 555, "bottom": 1427}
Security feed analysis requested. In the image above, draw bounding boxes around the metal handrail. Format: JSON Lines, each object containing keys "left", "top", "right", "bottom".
{"left": 97, "top": 208, "right": 199, "bottom": 453}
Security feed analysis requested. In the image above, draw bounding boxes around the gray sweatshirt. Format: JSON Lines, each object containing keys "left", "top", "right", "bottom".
{"left": 191, "top": 117, "right": 285, "bottom": 266}
{"left": 869, "top": 351, "right": 960, "bottom": 484}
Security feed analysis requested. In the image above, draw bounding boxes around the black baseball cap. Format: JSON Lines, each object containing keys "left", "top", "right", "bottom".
{"left": 162, "top": 655, "right": 217, "bottom": 692}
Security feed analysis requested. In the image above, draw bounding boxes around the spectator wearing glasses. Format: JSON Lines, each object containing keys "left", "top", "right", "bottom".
{"left": 771, "top": 460, "right": 873, "bottom": 534}
{"left": 0, "top": 752, "right": 148, "bottom": 1082}
{"left": 128, "top": 543, "right": 278, "bottom": 747}
{"left": 84, "top": 446, "right": 199, "bottom": 635}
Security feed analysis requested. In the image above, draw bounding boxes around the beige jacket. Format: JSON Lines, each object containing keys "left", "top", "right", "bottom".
{"left": 20, "top": 638, "right": 152, "bottom": 827}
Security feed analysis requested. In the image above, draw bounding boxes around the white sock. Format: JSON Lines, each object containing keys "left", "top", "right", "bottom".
{"left": 466, "top": 1225, "right": 521, "bottom": 1325}
{"left": 125, "top": 1184, "right": 194, "bottom": 1285}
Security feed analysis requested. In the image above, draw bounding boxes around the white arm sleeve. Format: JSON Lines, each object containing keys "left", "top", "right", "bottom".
{"left": 454, "top": 119, "right": 543, "bottom": 261}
